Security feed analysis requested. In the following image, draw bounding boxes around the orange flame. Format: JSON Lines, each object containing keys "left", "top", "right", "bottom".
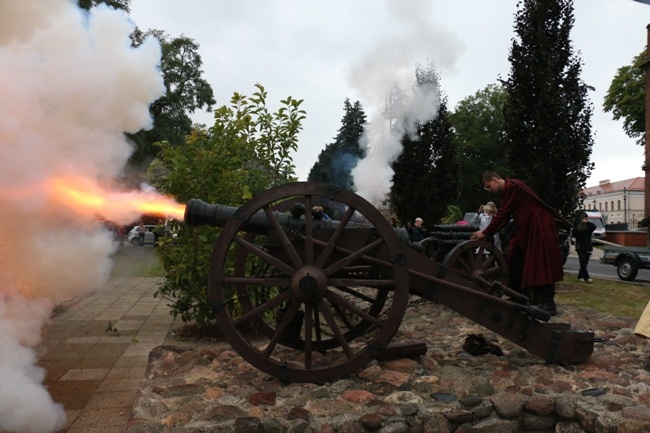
{"left": 46, "top": 176, "right": 185, "bottom": 221}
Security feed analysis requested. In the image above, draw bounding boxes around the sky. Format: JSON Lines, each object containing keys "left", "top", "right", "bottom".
{"left": 129, "top": 0, "right": 650, "bottom": 189}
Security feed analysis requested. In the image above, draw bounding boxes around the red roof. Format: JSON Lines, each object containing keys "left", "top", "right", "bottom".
{"left": 582, "top": 177, "right": 645, "bottom": 196}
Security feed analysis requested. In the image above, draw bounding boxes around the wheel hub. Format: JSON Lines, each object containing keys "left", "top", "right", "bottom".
{"left": 291, "top": 265, "right": 327, "bottom": 302}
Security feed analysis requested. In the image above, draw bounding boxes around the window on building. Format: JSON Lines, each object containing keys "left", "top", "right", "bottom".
{"left": 605, "top": 202, "right": 608, "bottom": 211}
{"left": 611, "top": 201, "right": 614, "bottom": 212}
{"left": 618, "top": 200, "right": 620, "bottom": 211}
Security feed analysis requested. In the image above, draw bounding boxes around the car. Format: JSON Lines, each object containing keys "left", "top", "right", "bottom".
{"left": 127, "top": 225, "right": 159, "bottom": 246}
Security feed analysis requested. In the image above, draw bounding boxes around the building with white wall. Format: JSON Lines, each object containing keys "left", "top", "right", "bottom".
{"left": 582, "top": 177, "right": 645, "bottom": 229}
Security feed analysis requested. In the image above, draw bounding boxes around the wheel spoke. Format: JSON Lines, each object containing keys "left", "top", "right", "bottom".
{"left": 317, "top": 299, "right": 353, "bottom": 358}
{"left": 327, "top": 296, "right": 354, "bottom": 330}
{"left": 304, "top": 303, "right": 313, "bottom": 369}
{"left": 233, "top": 290, "right": 292, "bottom": 326}
{"left": 325, "top": 290, "right": 384, "bottom": 328}
{"left": 457, "top": 252, "right": 475, "bottom": 273}
{"left": 323, "top": 237, "right": 385, "bottom": 276}
{"left": 316, "top": 206, "right": 356, "bottom": 268}
{"left": 263, "top": 299, "right": 302, "bottom": 358}
{"left": 262, "top": 205, "right": 303, "bottom": 269}
{"left": 310, "top": 237, "right": 398, "bottom": 271}
{"left": 469, "top": 248, "right": 481, "bottom": 269}
{"left": 313, "top": 302, "right": 322, "bottom": 341}
{"left": 234, "top": 235, "right": 295, "bottom": 275}
{"left": 481, "top": 253, "right": 496, "bottom": 270}
{"left": 331, "top": 285, "right": 381, "bottom": 303}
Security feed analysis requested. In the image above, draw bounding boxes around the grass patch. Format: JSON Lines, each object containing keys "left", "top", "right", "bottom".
{"left": 557, "top": 277, "right": 650, "bottom": 319}
{"left": 142, "top": 259, "right": 166, "bottom": 277}
{"left": 110, "top": 246, "right": 165, "bottom": 278}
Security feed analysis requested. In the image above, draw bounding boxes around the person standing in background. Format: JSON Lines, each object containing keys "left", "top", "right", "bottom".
{"left": 409, "top": 218, "right": 426, "bottom": 242}
{"left": 117, "top": 225, "right": 126, "bottom": 246}
{"left": 572, "top": 212, "right": 596, "bottom": 283}
{"left": 137, "top": 222, "right": 146, "bottom": 248}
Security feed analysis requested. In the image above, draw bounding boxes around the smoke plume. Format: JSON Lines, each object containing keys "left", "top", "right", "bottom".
{"left": 348, "top": 0, "right": 462, "bottom": 205}
{"left": 0, "top": 0, "right": 164, "bottom": 431}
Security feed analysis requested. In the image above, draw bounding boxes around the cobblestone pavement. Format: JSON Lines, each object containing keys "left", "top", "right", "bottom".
{"left": 36, "top": 245, "right": 184, "bottom": 433}
{"left": 128, "top": 299, "right": 650, "bottom": 432}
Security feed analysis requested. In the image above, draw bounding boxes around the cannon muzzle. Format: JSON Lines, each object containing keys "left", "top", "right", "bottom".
{"left": 185, "top": 198, "right": 234, "bottom": 227}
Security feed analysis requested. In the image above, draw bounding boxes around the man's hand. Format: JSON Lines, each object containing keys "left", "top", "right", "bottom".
{"left": 471, "top": 230, "right": 485, "bottom": 240}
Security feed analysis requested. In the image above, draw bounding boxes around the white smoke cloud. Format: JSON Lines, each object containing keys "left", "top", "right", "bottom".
{"left": 348, "top": 0, "right": 463, "bottom": 205}
{"left": 0, "top": 0, "right": 165, "bottom": 431}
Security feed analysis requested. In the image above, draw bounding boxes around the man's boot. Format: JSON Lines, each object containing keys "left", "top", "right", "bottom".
{"left": 530, "top": 287, "right": 544, "bottom": 306}
{"left": 540, "top": 285, "right": 557, "bottom": 316}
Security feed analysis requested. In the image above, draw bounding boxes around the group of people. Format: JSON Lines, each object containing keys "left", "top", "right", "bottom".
{"left": 469, "top": 171, "right": 598, "bottom": 316}
{"left": 389, "top": 217, "right": 430, "bottom": 244}
{"left": 388, "top": 171, "right": 598, "bottom": 317}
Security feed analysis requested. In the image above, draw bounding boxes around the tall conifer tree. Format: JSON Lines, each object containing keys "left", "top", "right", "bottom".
{"left": 502, "top": 0, "right": 593, "bottom": 216}
{"left": 308, "top": 99, "right": 366, "bottom": 189}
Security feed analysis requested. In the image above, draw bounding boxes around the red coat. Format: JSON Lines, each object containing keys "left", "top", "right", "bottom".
{"left": 482, "top": 179, "right": 563, "bottom": 287}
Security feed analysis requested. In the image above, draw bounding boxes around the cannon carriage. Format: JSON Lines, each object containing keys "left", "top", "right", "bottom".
{"left": 184, "top": 182, "right": 596, "bottom": 383}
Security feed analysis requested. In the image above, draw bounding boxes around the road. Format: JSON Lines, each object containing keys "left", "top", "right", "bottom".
{"left": 564, "top": 255, "right": 650, "bottom": 284}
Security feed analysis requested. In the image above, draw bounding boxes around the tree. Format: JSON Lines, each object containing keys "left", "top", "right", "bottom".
{"left": 603, "top": 50, "right": 646, "bottom": 146}
{"left": 391, "top": 65, "right": 458, "bottom": 226}
{"left": 308, "top": 99, "right": 366, "bottom": 189}
{"left": 450, "top": 84, "right": 509, "bottom": 213}
{"left": 77, "top": 1, "right": 217, "bottom": 182}
{"left": 152, "top": 84, "right": 305, "bottom": 325}
{"left": 502, "top": 0, "right": 594, "bottom": 217}
{"left": 128, "top": 30, "right": 216, "bottom": 169}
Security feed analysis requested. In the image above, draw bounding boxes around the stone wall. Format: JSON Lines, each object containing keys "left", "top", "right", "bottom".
{"left": 127, "top": 301, "right": 650, "bottom": 433}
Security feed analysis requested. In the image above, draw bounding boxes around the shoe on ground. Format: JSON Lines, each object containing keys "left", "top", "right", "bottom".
{"left": 578, "top": 278, "right": 586, "bottom": 282}
{"left": 586, "top": 278, "right": 593, "bottom": 283}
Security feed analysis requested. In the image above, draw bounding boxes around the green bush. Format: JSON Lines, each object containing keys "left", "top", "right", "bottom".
{"left": 151, "top": 84, "right": 304, "bottom": 325}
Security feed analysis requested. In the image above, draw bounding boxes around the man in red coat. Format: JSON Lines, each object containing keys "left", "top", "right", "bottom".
{"left": 470, "top": 171, "right": 563, "bottom": 315}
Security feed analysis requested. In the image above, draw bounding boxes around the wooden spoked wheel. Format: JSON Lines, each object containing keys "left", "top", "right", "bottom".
{"left": 442, "top": 240, "right": 509, "bottom": 287}
{"left": 233, "top": 233, "right": 390, "bottom": 353}
{"left": 210, "top": 182, "right": 409, "bottom": 383}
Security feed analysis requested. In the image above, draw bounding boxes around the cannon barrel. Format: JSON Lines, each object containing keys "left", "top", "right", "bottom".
{"left": 185, "top": 198, "right": 412, "bottom": 244}
{"left": 185, "top": 198, "right": 297, "bottom": 233}
{"left": 184, "top": 198, "right": 369, "bottom": 233}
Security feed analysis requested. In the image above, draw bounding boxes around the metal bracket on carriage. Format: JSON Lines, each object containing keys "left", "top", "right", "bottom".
{"left": 471, "top": 275, "right": 551, "bottom": 322}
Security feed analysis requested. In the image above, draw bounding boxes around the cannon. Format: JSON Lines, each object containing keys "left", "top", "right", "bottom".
{"left": 184, "top": 182, "right": 596, "bottom": 383}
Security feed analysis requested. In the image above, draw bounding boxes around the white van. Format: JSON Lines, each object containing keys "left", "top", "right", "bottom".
{"left": 584, "top": 210, "right": 606, "bottom": 239}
